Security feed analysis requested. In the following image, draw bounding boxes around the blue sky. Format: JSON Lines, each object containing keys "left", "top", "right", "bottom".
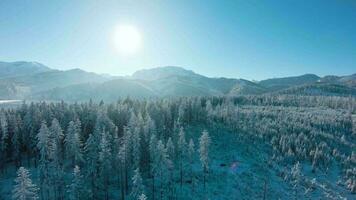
{"left": 0, "top": 0, "right": 355, "bottom": 80}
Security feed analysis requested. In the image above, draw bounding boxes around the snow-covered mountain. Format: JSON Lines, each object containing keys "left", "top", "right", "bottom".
{"left": 0, "top": 61, "right": 355, "bottom": 101}
{"left": 0, "top": 61, "right": 52, "bottom": 79}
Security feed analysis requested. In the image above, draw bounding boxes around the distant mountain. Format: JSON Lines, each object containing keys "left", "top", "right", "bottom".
{"left": 132, "top": 66, "right": 200, "bottom": 80}
{"left": 0, "top": 63, "right": 109, "bottom": 99}
{"left": 259, "top": 74, "right": 320, "bottom": 91}
{"left": 0, "top": 61, "right": 52, "bottom": 79}
{"left": 135, "top": 67, "right": 268, "bottom": 96}
{"left": 34, "top": 79, "right": 156, "bottom": 101}
{"left": 33, "top": 66, "right": 267, "bottom": 100}
{"left": 319, "top": 74, "right": 356, "bottom": 87}
{"left": 0, "top": 61, "right": 354, "bottom": 101}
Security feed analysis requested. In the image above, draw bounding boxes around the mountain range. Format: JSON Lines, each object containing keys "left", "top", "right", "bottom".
{"left": 0, "top": 61, "right": 354, "bottom": 101}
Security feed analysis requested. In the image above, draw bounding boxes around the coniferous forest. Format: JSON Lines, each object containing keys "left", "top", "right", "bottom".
{"left": 0, "top": 95, "right": 355, "bottom": 199}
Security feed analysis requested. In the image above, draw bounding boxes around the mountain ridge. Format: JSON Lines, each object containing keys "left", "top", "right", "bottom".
{"left": 0, "top": 61, "right": 354, "bottom": 101}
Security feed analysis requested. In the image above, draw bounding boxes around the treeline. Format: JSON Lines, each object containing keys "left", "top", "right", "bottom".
{"left": 0, "top": 95, "right": 355, "bottom": 199}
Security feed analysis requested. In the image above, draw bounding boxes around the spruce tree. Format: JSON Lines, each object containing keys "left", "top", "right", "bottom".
{"left": 99, "top": 131, "right": 112, "bottom": 200}
{"left": 149, "top": 134, "right": 158, "bottom": 200}
{"left": 188, "top": 138, "right": 195, "bottom": 189}
{"left": 67, "top": 165, "right": 85, "bottom": 200}
{"left": 0, "top": 112, "right": 8, "bottom": 174}
{"left": 36, "top": 122, "right": 51, "bottom": 199}
{"left": 199, "top": 130, "right": 211, "bottom": 189}
{"left": 12, "top": 167, "right": 39, "bottom": 200}
{"left": 83, "top": 133, "right": 99, "bottom": 199}
{"left": 130, "top": 168, "right": 145, "bottom": 200}
{"left": 65, "top": 121, "right": 83, "bottom": 167}
{"left": 177, "top": 127, "right": 187, "bottom": 187}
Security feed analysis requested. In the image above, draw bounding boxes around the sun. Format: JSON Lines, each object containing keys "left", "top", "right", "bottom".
{"left": 113, "top": 24, "right": 142, "bottom": 55}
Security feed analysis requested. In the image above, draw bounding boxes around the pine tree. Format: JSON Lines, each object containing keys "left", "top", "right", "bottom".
{"left": 83, "top": 133, "right": 99, "bottom": 199}
{"left": 154, "top": 140, "right": 171, "bottom": 200}
{"left": 99, "top": 131, "right": 112, "bottom": 200}
{"left": 12, "top": 167, "right": 39, "bottom": 200}
{"left": 10, "top": 115, "right": 21, "bottom": 168}
{"left": 177, "top": 127, "right": 187, "bottom": 187}
{"left": 36, "top": 122, "right": 52, "bottom": 200}
{"left": 67, "top": 165, "right": 85, "bottom": 200}
{"left": 130, "top": 168, "right": 145, "bottom": 200}
{"left": 199, "top": 130, "right": 211, "bottom": 189}
{"left": 49, "top": 118, "right": 65, "bottom": 200}
{"left": 118, "top": 140, "right": 128, "bottom": 200}
{"left": 0, "top": 112, "right": 8, "bottom": 174}
{"left": 166, "top": 137, "right": 175, "bottom": 198}
{"left": 132, "top": 127, "right": 141, "bottom": 169}
{"left": 37, "top": 122, "right": 51, "bottom": 160}
{"left": 188, "top": 138, "right": 195, "bottom": 189}
{"left": 65, "top": 121, "right": 83, "bottom": 167}
{"left": 149, "top": 134, "right": 158, "bottom": 200}
{"left": 50, "top": 118, "right": 64, "bottom": 164}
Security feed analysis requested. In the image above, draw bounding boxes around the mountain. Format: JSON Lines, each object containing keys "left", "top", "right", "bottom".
{"left": 34, "top": 79, "right": 156, "bottom": 101}
{"left": 0, "top": 63, "right": 109, "bottom": 99}
{"left": 0, "top": 61, "right": 52, "bottom": 79}
{"left": 0, "top": 61, "right": 354, "bottom": 101}
{"left": 132, "top": 66, "right": 200, "bottom": 80}
{"left": 319, "top": 74, "right": 356, "bottom": 87}
{"left": 259, "top": 74, "right": 320, "bottom": 91}
{"left": 132, "top": 66, "right": 266, "bottom": 96}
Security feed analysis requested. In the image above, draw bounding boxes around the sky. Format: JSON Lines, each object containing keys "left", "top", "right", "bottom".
{"left": 0, "top": 0, "right": 355, "bottom": 80}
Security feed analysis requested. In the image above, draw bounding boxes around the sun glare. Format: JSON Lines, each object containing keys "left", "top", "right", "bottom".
{"left": 113, "top": 24, "right": 142, "bottom": 55}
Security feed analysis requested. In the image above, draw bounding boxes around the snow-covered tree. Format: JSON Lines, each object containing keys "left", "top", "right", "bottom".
{"left": 12, "top": 167, "right": 39, "bottom": 200}
{"left": 50, "top": 119, "right": 64, "bottom": 164}
{"left": 153, "top": 140, "right": 171, "bottom": 200}
{"left": 99, "top": 131, "right": 112, "bottom": 200}
{"left": 67, "top": 165, "right": 85, "bottom": 200}
{"left": 37, "top": 122, "right": 51, "bottom": 160}
{"left": 199, "top": 130, "right": 211, "bottom": 188}
{"left": 177, "top": 127, "right": 187, "bottom": 187}
{"left": 188, "top": 138, "right": 195, "bottom": 186}
{"left": 83, "top": 133, "right": 99, "bottom": 199}
{"left": 65, "top": 121, "right": 83, "bottom": 167}
{"left": 118, "top": 139, "right": 129, "bottom": 200}
{"left": 0, "top": 112, "right": 8, "bottom": 174}
{"left": 130, "top": 168, "right": 145, "bottom": 200}
{"left": 10, "top": 115, "right": 21, "bottom": 167}
{"left": 149, "top": 134, "right": 158, "bottom": 199}
{"left": 132, "top": 127, "right": 141, "bottom": 169}
{"left": 36, "top": 122, "right": 52, "bottom": 200}
{"left": 48, "top": 119, "right": 65, "bottom": 200}
{"left": 0, "top": 111, "right": 8, "bottom": 151}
